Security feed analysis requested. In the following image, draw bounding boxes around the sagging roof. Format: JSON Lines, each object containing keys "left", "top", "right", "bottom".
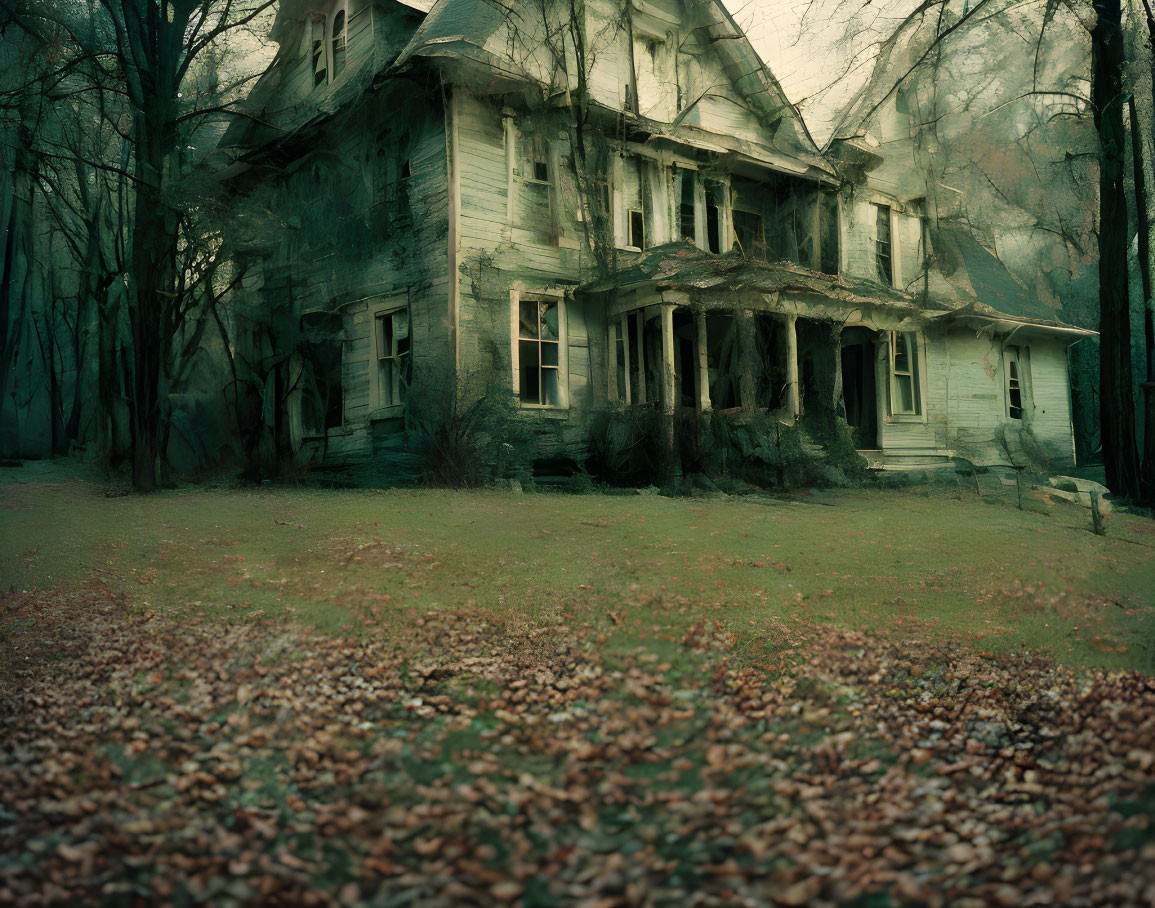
{"left": 578, "top": 241, "right": 1092, "bottom": 336}
{"left": 929, "top": 224, "right": 1057, "bottom": 322}
{"left": 393, "top": 0, "right": 827, "bottom": 170}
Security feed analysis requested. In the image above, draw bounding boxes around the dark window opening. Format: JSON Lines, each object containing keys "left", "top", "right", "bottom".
{"left": 733, "top": 209, "right": 765, "bottom": 260}
{"left": 679, "top": 171, "right": 696, "bottom": 241}
{"left": 706, "top": 204, "right": 720, "bottom": 253}
{"left": 819, "top": 191, "right": 840, "bottom": 275}
{"left": 875, "top": 204, "right": 894, "bottom": 286}
{"left": 628, "top": 209, "right": 645, "bottom": 249}
{"left": 673, "top": 309, "right": 698, "bottom": 408}
{"left": 401, "top": 159, "right": 411, "bottom": 179}
{"left": 705, "top": 312, "right": 741, "bottom": 410}
{"left": 533, "top": 159, "right": 549, "bottom": 182}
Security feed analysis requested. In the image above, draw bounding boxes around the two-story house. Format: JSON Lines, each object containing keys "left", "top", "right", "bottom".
{"left": 213, "top": 0, "right": 1091, "bottom": 479}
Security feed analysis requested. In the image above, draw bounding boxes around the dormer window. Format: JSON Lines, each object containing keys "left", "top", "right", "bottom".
{"left": 309, "top": 3, "right": 349, "bottom": 89}
{"left": 310, "top": 16, "right": 326, "bottom": 87}
{"left": 331, "top": 8, "right": 347, "bottom": 79}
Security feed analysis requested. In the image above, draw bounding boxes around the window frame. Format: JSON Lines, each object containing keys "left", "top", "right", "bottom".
{"left": 371, "top": 300, "right": 410, "bottom": 414}
{"left": 886, "top": 329, "right": 924, "bottom": 419}
{"left": 875, "top": 203, "right": 895, "bottom": 287}
{"left": 307, "top": 2, "right": 350, "bottom": 90}
{"left": 1004, "top": 344, "right": 1031, "bottom": 420}
{"left": 510, "top": 289, "right": 568, "bottom": 410}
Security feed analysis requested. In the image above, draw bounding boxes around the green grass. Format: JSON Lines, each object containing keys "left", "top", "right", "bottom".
{"left": 2, "top": 477, "right": 1153, "bottom": 670}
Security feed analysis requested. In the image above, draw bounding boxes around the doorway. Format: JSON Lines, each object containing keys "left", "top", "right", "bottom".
{"left": 840, "top": 327, "right": 878, "bottom": 449}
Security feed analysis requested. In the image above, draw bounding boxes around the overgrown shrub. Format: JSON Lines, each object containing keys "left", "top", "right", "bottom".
{"left": 405, "top": 366, "right": 534, "bottom": 488}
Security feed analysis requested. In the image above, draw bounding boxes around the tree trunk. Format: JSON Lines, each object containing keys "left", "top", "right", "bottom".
{"left": 1129, "top": 97, "right": 1155, "bottom": 504}
{"left": 1093, "top": 0, "right": 1141, "bottom": 499}
{"left": 128, "top": 144, "right": 177, "bottom": 492}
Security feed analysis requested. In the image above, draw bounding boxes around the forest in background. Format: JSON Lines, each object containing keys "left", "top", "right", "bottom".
{"left": 1, "top": 0, "right": 1154, "bottom": 504}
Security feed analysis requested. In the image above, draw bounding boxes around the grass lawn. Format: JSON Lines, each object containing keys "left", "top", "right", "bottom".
{"left": 2, "top": 470, "right": 1155, "bottom": 905}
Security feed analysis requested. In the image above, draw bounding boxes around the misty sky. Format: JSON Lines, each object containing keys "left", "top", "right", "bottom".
{"left": 726, "top": 0, "right": 912, "bottom": 143}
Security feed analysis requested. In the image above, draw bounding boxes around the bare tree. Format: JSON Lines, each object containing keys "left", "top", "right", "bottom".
{"left": 2, "top": 0, "right": 274, "bottom": 489}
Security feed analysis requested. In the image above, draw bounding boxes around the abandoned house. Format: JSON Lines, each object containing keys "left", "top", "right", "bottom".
{"left": 213, "top": 0, "right": 1093, "bottom": 481}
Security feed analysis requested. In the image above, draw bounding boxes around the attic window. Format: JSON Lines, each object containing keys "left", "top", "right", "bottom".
{"left": 311, "top": 16, "right": 326, "bottom": 87}
{"left": 331, "top": 8, "right": 347, "bottom": 79}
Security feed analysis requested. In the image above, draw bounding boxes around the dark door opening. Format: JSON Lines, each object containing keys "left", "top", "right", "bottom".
{"left": 840, "top": 334, "right": 878, "bottom": 449}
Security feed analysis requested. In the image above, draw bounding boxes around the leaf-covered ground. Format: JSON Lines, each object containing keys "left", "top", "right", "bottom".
{"left": 4, "top": 583, "right": 1155, "bottom": 906}
{"left": 2, "top": 473, "right": 1155, "bottom": 904}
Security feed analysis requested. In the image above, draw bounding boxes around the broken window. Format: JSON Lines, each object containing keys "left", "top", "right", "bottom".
{"left": 516, "top": 294, "right": 564, "bottom": 407}
{"left": 677, "top": 169, "right": 696, "bottom": 242}
{"left": 705, "top": 181, "right": 722, "bottom": 253}
{"left": 819, "top": 191, "right": 840, "bottom": 275}
{"left": 1005, "top": 345, "right": 1030, "bottom": 419}
{"left": 300, "top": 339, "right": 343, "bottom": 435}
{"left": 374, "top": 306, "right": 410, "bottom": 409}
{"left": 623, "top": 157, "right": 646, "bottom": 249}
{"left": 732, "top": 209, "right": 765, "bottom": 261}
{"left": 887, "top": 330, "right": 920, "bottom": 416}
{"left": 875, "top": 204, "right": 894, "bottom": 286}
{"left": 310, "top": 16, "right": 326, "bottom": 87}
{"left": 331, "top": 7, "right": 347, "bottom": 79}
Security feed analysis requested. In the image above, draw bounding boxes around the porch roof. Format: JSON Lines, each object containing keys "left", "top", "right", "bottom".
{"left": 578, "top": 242, "right": 1093, "bottom": 336}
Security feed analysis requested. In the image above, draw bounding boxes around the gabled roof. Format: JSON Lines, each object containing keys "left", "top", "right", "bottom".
{"left": 393, "top": 0, "right": 826, "bottom": 168}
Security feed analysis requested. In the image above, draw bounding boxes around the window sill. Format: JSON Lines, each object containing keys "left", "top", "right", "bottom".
{"left": 884, "top": 414, "right": 927, "bottom": 425}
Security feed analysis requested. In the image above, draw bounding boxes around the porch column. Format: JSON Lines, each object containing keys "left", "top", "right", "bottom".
{"left": 661, "top": 304, "right": 676, "bottom": 414}
{"left": 786, "top": 314, "right": 799, "bottom": 420}
{"left": 607, "top": 316, "right": 618, "bottom": 403}
{"left": 831, "top": 323, "right": 846, "bottom": 421}
{"left": 660, "top": 303, "right": 677, "bottom": 484}
{"left": 634, "top": 311, "right": 646, "bottom": 404}
{"left": 696, "top": 310, "right": 711, "bottom": 411}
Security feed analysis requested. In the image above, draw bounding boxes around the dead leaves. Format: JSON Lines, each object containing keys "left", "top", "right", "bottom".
{"left": 3, "top": 586, "right": 1155, "bottom": 906}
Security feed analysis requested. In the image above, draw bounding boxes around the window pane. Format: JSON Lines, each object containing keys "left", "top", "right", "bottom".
{"left": 393, "top": 310, "right": 409, "bottom": 341}
{"left": 893, "top": 332, "right": 909, "bottom": 368}
{"left": 541, "top": 340, "right": 558, "bottom": 367}
{"left": 876, "top": 205, "right": 893, "bottom": 285}
{"left": 519, "top": 301, "right": 538, "bottom": 338}
{"left": 896, "top": 374, "right": 914, "bottom": 413}
{"left": 629, "top": 210, "right": 645, "bottom": 248}
{"left": 540, "top": 301, "right": 558, "bottom": 340}
{"left": 541, "top": 368, "right": 560, "bottom": 407}
{"left": 519, "top": 340, "right": 540, "bottom": 403}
